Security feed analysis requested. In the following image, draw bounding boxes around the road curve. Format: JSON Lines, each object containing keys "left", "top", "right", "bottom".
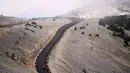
{"left": 35, "top": 17, "right": 81, "bottom": 73}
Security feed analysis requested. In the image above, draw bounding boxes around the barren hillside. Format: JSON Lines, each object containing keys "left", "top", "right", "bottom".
{"left": 0, "top": 17, "right": 70, "bottom": 73}
{"left": 48, "top": 3, "right": 130, "bottom": 73}
{"left": 49, "top": 18, "right": 130, "bottom": 73}
{"left": 0, "top": 15, "right": 28, "bottom": 25}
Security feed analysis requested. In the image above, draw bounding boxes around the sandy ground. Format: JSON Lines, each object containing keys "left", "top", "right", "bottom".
{"left": 0, "top": 18, "right": 70, "bottom": 73}
{"left": 48, "top": 19, "right": 130, "bottom": 73}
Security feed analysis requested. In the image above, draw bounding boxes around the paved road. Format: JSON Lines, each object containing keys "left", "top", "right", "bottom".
{"left": 35, "top": 18, "right": 81, "bottom": 73}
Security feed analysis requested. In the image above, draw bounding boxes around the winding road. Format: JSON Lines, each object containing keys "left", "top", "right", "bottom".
{"left": 35, "top": 17, "right": 81, "bottom": 73}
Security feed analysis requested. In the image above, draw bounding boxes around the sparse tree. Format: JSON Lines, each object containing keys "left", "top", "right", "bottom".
{"left": 80, "top": 26, "right": 82, "bottom": 29}
{"left": 31, "top": 30, "right": 35, "bottom": 33}
{"left": 39, "top": 25, "right": 43, "bottom": 29}
{"left": 25, "top": 23, "right": 31, "bottom": 26}
{"left": 18, "top": 37, "right": 22, "bottom": 40}
{"left": 82, "top": 68, "right": 87, "bottom": 73}
{"left": 34, "top": 26, "right": 37, "bottom": 28}
{"left": 16, "top": 41, "right": 19, "bottom": 44}
{"left": 112, "top": 32, "right": 117, "bottom": 36}
{"left": 82, "top": 26, "right": 85, "bottom": 29}
{"left": 74, "top": 26, "right": 77, "bottom": 30}
{"left": 124, "top": 44, "right": 127, "bottom": 47}
{"left": 53, "top": 19, "right": 55, "bottom": 21}
{"left": 11, "top": 53, "right": 16, "bottom": 60}
{"left": 124, "top": 40, "right": 129, "bottom": 46}
{"left": 6, "top": 51, "right": 9, "bottom": 57}
{"left": 80, "top": 26, "right": 85, "bottom": 30}
{"left": 31, "top": 22, "right": 37, "bottom": 24}
{"left": 25, "top": 27, "right": 30, "bottom": 31}
{"left": 81, "top": 31, "right": 85, "bottom": 35}
{"left": 89, "top": 34, "right": 92, "bottom": 36}
{"left": 95, "top": 34, "right": 99, "bottom": 37}
{"left": 24, "top": 32, "right": 27, "bottom": 35}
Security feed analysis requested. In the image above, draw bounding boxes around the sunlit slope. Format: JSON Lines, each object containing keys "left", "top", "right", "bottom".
{"left": 0, "top": 18, "right": 69, "bottom": 73}
{"left": 49, "top": 19, "right": 130, "bottom": 73}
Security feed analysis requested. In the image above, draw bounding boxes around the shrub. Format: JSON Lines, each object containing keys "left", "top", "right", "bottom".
{"left": 124, "top": 44, "right": 127, "bottom": 47}
{"left": 34, "top": 26, "right": 37, "bottom": 28}
{"left": 80, "top": 27, "right": 82, "bottom": 29}
{"left": 124, "top": 36, "right": 130, "bottom": 42}
{"left": 80, "top": 26, "right": 85, "bottom": 30}
{"left": 11, "top": 53, "right": 17, "bottom": 61}
{"left": 53, "top": 19, "right": 55, "bottom": 21}
{"left": 124, "top": 40, "right": 129, "bottom": 46}
{"left": 89, "top": 34, "right": 92, "bottom": 36}
{"left": 16, "top": 41, "right": 19, "bottom": 44}
{"left": 31, "top": 30, "right": 35, "bottom": 33}
{"left": 82, "top": 26, "right": 85, "bottom": 29}
{"left": 39, "top": 25, "right": 43, "bottom": 29}
{"left": 31, "top": 22, "right": 37, "bottom": 24}
{"left": 81, "top": 31, "right": 85, "bottom": 35}
{"left": 25, "top": 27, "right": 30, "bottom": 31}
{"left": 6, "top": 51, "right": 9, "bottom": 57}
{"left": 74, "top": 26, "right": 77, "bottom": 30}
{"left": 82, "top": 68, "right": 87, "bottom": 73}
{"left": 95, "top": 34, "right": 99, "bottom": 37}
{"left": 112, "top": 32, "right": 117, "bottom": 36}
{"left": 24, "top": 32, "right": 26, "bottom": 35}
{"left": 25, "top": 23, "right": 31, "bottom": 26}
{"left": 21, "top": 56, "right": 31, "bottom": 65}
